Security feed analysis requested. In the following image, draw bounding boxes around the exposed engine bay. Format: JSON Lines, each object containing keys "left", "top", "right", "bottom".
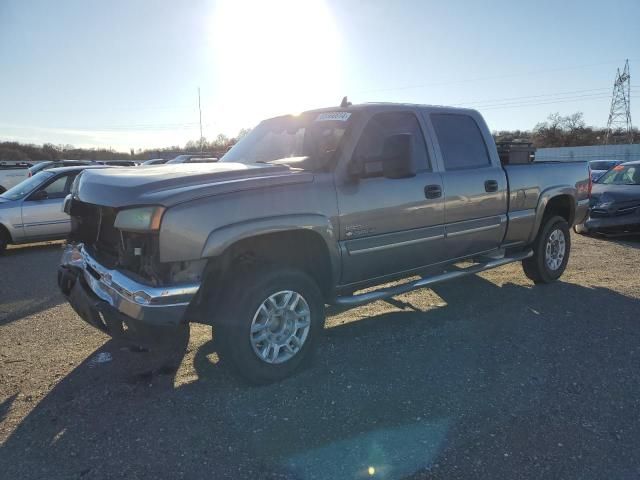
{"left": 67, "top": 199, "right": 205, "bottom": 286}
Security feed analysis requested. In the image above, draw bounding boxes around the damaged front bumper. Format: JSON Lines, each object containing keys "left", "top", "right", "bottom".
{"left": 58, "top": 244, "right": 200, "bottom": 334}
{"left": 582, "top": 209, "right": 640, "bottom": 233}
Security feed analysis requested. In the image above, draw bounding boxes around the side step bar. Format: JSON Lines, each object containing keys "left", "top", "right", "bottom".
{"left": 332, "top": 249, "right": 533, "bottom": 308}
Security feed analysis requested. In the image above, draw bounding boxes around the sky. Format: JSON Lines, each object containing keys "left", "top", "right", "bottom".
{"left": 0, "top": 0, "right": 638, "bottom": 151}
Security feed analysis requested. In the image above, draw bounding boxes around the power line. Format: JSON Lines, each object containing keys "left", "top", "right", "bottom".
{"left": 480, "top": 94, "right": 620, "bottom": 111}
{"left": 353, "top": 60, "right": 625, "bottom": 95}
{"left": 452, "top": 87, "right": 612, "bottom": 108}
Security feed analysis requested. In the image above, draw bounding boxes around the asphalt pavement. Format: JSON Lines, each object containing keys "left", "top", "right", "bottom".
{"left": 1, "top": 234, "right": 640, "bottom": 479}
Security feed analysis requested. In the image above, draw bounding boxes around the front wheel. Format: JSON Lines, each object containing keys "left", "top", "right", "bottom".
{"left": 522, "top": 215, "right": 571, "bottom": 284}
{"left": 0, "top": 228, "right": 9, "bottom": 255}
{"left": 216, "top": 266, "right": 325, "bottom": 384}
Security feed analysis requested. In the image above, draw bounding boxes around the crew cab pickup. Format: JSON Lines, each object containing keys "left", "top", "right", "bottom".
{"left": 58, "top": 103, "right": 591, "bottom": 383}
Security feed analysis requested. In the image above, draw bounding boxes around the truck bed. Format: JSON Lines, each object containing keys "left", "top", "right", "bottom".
{"left": 502, "top": 161, "right": 590, "bottom": 246}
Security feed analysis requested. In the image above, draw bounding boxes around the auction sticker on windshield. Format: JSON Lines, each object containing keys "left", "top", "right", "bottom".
{"left": 316, "top": 112, "right": 351, "bottom": 122}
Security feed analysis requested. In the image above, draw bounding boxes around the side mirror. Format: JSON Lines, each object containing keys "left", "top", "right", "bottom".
{"left": 62, "top": 193, "right": 73, "bottom": 214}
{"left": 30, "top": 189, "right": 48, "bottom": 201}
{"left": 381, "top": 133, "right": 416, "bottom": 179}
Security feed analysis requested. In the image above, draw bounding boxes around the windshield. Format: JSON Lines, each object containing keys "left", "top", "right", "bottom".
{"left": 590, "top": 160, "right": 619, "bottom": 171}
{"left": 0, "top": 171, "right": 54, "bottom": 200}
{"left": 220, "top": 112, "right": 352, "bottom": 171}
{"left": 597, "top": 164, "right": 640, "bottom": 185}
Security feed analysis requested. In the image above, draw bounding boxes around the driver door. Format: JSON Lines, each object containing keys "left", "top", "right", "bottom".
{"left": 336, "top": 111, "right": 446, "bottom": 285}
{"left": 21, "top": 172, "right": 76, "bottom": 240}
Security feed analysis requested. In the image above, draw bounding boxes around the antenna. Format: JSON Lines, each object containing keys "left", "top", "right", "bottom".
{"left": 340, "top": 96, "right": 352, "bottom": 108}
{"left": 605, "top": 60, "right": 633, "bottom": 144}
{"left": 198, "top": 87, "right": 204, "bottom": 152}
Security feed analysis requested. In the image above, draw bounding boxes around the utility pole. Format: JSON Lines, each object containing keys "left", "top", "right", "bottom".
{"left": 198, "top": 87, "right": 204, "bottom": 152}
{"left": 605, "top": 59, "right": 633, "bottom": 144}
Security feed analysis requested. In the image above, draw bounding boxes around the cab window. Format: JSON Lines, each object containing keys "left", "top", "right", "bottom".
{"left": 431, "top": 114, "right": 491, "bottom": 170}
{"left": 354, "top": 111, "right": 430, "bottom": 171}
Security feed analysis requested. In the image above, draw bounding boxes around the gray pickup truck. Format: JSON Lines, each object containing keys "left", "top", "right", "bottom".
{"left": 58, "top": 103, "right": 591, "bottom": 383}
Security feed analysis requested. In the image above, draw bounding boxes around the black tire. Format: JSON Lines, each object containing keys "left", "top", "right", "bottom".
{"left": 0, "top": 228, "right": 9, "bottom": 255}
{"left": 522, "top": 215, "right": 571, "bottom": 284}
{"left": 216, "top": 266, "right": 325, "bottom": 384}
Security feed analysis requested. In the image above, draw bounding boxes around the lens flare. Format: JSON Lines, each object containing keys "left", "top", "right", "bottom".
{"left": 210, "top": 0, "right": 342, "bottom": 131}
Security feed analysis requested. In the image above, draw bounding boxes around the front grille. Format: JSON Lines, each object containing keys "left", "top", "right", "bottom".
{"left": 590, "top": 204, "right": 640, "bottom": 218}
{"left": 94, "top": 207, "right": 120, "bottom": 266}
{"left": 614, "top": 205, "right": 639, "bottom": 216}
{"left": 70, "top": 199, "right": 165, "bottom": 284}
{"left": 69, "top": 200, "right": 120, "bottom": 267}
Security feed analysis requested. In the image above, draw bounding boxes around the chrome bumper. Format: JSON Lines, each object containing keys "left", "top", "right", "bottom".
{"left": 60, "top": 244, "right": 200, "bottom": 326}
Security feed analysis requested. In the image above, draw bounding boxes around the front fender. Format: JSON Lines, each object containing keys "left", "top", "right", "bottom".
{"left": 528, "top": 186, "right": 576, "bottom": 244}
{"left": 200, "top": 214, "right": 341, "bottom": 283}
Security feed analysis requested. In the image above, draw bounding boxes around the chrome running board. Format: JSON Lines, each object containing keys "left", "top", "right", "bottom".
{"left": 332, "top": 249, "right": 533, "bottom": 308}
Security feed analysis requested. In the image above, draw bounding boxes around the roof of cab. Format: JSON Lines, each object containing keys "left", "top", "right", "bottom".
{"left": 303, "top": 102, "right": 480, "bottom": 116}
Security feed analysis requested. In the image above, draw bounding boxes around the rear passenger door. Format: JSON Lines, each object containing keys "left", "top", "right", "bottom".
{"left": 428, "top": 113, "right": 508, "bottom": 259}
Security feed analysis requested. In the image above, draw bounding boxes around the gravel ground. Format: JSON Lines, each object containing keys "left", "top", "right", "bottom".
{"left": 1, "top": 234, "right": 640, "bottom": 479}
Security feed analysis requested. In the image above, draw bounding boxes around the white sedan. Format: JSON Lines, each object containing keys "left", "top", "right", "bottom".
{"left": 0, "top": 165, "right": 107, "bottom": 253}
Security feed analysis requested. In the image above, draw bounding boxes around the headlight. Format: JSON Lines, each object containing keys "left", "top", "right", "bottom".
{"left": 594, "top": 194, "right": 614, "bottom": 209}
{"left": 114, "top": 206, "right": 165, "bottom": 232}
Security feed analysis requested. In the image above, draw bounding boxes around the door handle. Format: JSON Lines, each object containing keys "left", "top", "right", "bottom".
{"left": 484, "top": 180, "right": 499, "bottom": 192}
{"left": 424, "top": 184, "right": 442, "bottom": 199}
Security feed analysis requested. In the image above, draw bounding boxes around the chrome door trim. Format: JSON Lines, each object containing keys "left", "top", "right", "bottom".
{"left": 348, "top": 233, "right": 445, "bottom": 256}
{"left": 446, "top": 223, "right": 500, "bottom": 238}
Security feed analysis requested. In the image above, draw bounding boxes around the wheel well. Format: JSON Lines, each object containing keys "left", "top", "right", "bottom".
{"left": 0, "top": 186, "right": 6, "bottom": 194}
{"left": 0, "top": 223, "right": 11, "bottom": 242}
{"left": 194, "top": 230, "right": 333, "bottom": 322}
{"left": 544, "top": 195, "right": 574, "bottom": 225}
{"left": 225, "top": 230, "right": 333, "bottom": 296}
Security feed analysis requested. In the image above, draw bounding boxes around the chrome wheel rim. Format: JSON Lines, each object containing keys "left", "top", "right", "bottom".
{"left": 249, "top": 290, "right": 311, "bottom": 364}
{"left": 545, "top": 228, "right": 566, "bottom": 271}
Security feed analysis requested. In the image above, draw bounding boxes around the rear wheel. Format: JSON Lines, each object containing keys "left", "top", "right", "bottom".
{"left": 216, "top": 266, "right": 324, "bottom": 384}
{"left": 522, "top": 215, "right": 571, "bottom": 284}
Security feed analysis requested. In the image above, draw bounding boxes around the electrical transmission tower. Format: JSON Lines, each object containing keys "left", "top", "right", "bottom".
{"left": 605, "top": 59, "right": 633, "bottom": 144}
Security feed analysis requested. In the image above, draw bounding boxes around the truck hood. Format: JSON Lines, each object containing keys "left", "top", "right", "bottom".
{"left": 74, "top": 162, "right": 314, "bottom": 208}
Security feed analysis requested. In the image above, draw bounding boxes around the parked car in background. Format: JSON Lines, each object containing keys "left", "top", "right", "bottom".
{"left": 141, "top": 158, "right": 168, "bottom": 166}
{"left": 0, "top": 165, "right": 108, "bottom": 253}
{"left": 59, "top": 102, "right": 590, "bottom": 383}
{"left": 589, "top": 159, "right": 623, "bottom": 182}
{"left": 575, "top": 161, "right": 640, "bottom": 235}
{"left": 0, "top": 162, "right": 31, "bottom": 193}
{"left": 94, "top": 160, "right": 139, "bottom": 167}
{"left": 166, "top": 154, "right": 218, "bottom": 164}
{"left": 28, "top": 160, "right": 92, "bottom": 177}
